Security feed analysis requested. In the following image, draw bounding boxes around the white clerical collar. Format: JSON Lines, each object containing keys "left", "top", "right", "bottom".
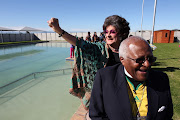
{"left": 124, "top": 67, "right": 133, "bottom": 78}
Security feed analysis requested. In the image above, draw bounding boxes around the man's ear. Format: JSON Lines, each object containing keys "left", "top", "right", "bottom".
{"left": 120, "top": 57, "right": 125, "bottom": 65}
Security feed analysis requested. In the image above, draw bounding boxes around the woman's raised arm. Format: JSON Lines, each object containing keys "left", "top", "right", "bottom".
{"left": 47, "top": 18, "right": 77, "bottom": 46}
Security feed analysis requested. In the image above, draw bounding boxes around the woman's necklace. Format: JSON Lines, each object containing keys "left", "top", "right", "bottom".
{"left": 109, "top": 45, "right": 119, "bottom": 52}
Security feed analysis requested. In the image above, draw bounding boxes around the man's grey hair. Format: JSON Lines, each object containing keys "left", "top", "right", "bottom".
{"left": 119, "top": 36, "right": 150, "bottom": 58}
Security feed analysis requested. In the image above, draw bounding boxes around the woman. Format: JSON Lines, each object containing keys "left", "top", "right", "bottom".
{"left": 70, "top": 44, "right": 75, "bottom": 58}
{"left": 92, "top": 32, "right": 99, "bottom": 42}
{"left": 47, "top": 15, "right": 130, "bottom": 115}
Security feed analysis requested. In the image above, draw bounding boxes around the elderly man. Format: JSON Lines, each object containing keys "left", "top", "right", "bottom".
{"left": 89, "top": 36, "right": 173, "bottom": 120}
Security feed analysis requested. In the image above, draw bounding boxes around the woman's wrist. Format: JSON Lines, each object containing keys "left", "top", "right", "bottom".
{"left": 56, "top": 27, "right": 63, "bottom": 34}
{"left": 58, "top": 29, "right": 65, "bottom": 37}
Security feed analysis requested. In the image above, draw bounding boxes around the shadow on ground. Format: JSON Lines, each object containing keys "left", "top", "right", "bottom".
{"left": 152, "top": 62, "right": 166, "bottom": 66}
{"left": 152, "top": 67, "right": 180, "bottom": 72}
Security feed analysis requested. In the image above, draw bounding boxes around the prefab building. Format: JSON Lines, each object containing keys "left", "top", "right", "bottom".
{"left": 153, "top": 30, "right": 174, "bottom": 43}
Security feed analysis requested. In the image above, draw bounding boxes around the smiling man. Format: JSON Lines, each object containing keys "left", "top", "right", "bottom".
{"left": 89, "top": 36, "right": 173, "bottom": 120}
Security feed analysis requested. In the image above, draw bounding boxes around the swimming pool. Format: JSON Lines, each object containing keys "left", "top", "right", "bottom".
{"left": 0, "top": 42, "right": 80, "bottom": 120}
{"left": 0, "top": 42, "right": 73, "bottom": 87}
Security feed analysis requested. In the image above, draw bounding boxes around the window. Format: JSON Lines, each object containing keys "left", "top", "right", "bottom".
{"left": 165, "top": 33, "right": 168, "bottom": 37}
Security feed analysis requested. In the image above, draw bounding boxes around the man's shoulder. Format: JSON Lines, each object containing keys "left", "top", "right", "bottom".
{"left": 96, "top": 64, "right": 124, "bottom": 84}
{"left": 148, "top": 69, "right": 170, "bottom": 90}
{"left": 150, "top": 69, "right": 168, "bottom": 79}
{"left": 98, "top": 63, "right": 123, "bottom": 74}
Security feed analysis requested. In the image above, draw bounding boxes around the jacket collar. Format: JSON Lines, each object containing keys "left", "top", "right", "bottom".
{"left": 113, "top": 65, "right": 159, "bottom": 120}
{"left": 113, "top": 65, "right": 133, "bottom": 120}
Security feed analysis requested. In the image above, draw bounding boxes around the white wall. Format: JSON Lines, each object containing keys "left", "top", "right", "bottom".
{"left": 130, "top": 31, "right": 152, "bottom": 40}
{"left": 34, "top": 32, "right": 101, "bottom": 41}
{"left": 174, "top": 31, "right": 180, "bottom": 42}
{"left": 0, "top": 33, "right": 34, "bottom": 43}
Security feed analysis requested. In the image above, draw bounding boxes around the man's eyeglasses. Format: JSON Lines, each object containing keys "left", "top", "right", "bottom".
{"left": 127, "top": 56, "right": 156, "bottom": 64}
{"left": 104, "top": 30, "right": 117, "bottom": 35}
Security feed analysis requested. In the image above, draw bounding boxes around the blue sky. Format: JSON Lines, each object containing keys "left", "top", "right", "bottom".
{"left": 0, "top": 0, "right": 179, "bottom": 32}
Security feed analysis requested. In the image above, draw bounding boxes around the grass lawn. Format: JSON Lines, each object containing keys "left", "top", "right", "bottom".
{"left": 152, "top": 43, "right": 180, "bottom": 120}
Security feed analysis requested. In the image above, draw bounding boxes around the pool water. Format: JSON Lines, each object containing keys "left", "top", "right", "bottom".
{"left": 0, "top": 42, "right": 80, "bottom": 120}
{"left": 0, "top": 42, "right": 73, "bottom": 87}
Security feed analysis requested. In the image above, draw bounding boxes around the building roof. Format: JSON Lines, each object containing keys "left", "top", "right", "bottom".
{"left": 19, "top": 26, "right": 43, "bottom": 31}
{"left": 0, "top": 26, "right": 44, "bottom": 32}
{"left": 0, "top": 27, "right": 16, "bottom": 31}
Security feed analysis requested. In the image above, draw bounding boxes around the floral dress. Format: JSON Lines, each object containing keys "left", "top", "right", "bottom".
{"left": 69, "top": 38, "right": 109, "bottom": 108}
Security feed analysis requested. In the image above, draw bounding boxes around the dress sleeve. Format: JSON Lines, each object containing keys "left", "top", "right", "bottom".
{"left": 74, "top": 38, "right": 107, "bottom": 88}
{"left": 76, "top": 37, "right": 106, "bottom": 62}
{"left": 69, "top": 38, "right": 108, "bottom": 109}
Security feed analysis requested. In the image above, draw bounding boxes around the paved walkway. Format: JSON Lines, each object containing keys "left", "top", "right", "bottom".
{"left": 71, "top": 104, "right": 89, "bottom": 120}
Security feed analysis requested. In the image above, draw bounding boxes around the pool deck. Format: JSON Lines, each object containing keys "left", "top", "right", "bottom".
{"left": 71, "top": 104, "right": 88, "bottom": 120}
{"left": 66, "top": 57, "right": 74, "bottom": 61}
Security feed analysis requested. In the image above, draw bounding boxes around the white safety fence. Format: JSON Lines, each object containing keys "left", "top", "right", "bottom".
{"left": 1, "top": 31, "right": 180, "bottom": 43}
